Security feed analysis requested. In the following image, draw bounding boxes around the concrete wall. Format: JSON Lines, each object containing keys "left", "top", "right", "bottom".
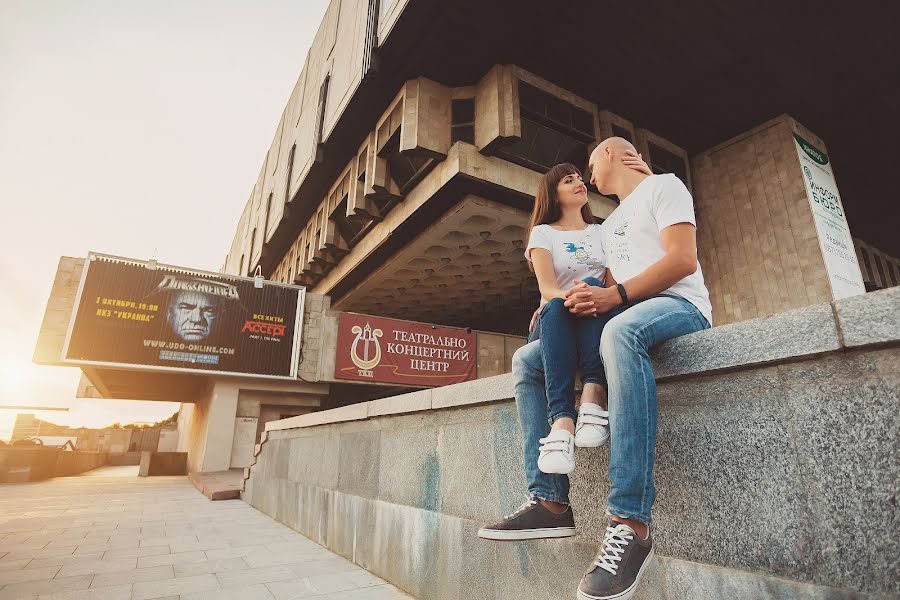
{"left": 0, "top": 448, "right": 107, "bottom": 482}
{"left": 243, "top": 287, "right": 899, "bottom": 600}
{"left": 692, "top": 115, "right": 839, "bottom": 325}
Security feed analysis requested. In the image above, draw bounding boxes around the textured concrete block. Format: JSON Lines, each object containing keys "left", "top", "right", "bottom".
{"left": 834, "top": 286, "right": 900, "bottom": 348}
{"left": 368, "top": 389, "right": 432, "bottom": 417}
{"left": 783, "top": 376, "right": 900, "bottom": 595}
{"left": 431, "top": 372, "right": 514, "bottom": 409}
{"left": 377, "top": 426, "right": 440, "bottom": 511}
{"left": 287, "top": 433, "right": 340, "bottom": 490}
{"left": 653, "top": 302, "right": 840, "bottom": 379}
{"left": 337, "top": 431, "right": 381, "bottom": 499}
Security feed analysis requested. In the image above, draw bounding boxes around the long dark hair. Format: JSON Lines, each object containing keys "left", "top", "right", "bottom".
{"left": 526, "top": 163, "right": 595, "bottom": 271}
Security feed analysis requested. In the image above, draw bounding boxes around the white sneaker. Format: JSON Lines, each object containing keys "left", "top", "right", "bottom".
{"left": 575, "top": 403, "right": 609, "bottom": 448}
{"left": 538, "top": 429, "right": 575, "bottom": 474}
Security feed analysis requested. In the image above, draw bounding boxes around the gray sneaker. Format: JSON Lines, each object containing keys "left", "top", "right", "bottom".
{"left": 477, "top": 498, "right": 576, "bottom": 541}
{"left": 577, "top": 520, "right": 654, "bottom": 599}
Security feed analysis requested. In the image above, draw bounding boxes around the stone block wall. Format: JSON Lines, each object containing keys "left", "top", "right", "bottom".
{"left": 243, "top": 287, "right": 899, "bottom": 600}
{"left": 692, "top": 115, "right": 834, "bottom": 325}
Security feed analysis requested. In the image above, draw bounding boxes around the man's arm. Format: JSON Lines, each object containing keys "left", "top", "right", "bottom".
{"left": 565, "top": 223, "right": 698, "bottom": 314}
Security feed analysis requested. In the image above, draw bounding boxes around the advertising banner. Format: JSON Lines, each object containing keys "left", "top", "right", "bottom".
{"left": 793, "top": 133, "right": 866, "bottom": 300}
{"left": 335, "top": 313, "right": 476, "bottom": 386}
{"left": 63, "top": 253, "right": 305, "bottom": 379}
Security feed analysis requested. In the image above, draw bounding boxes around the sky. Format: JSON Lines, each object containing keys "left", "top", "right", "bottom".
{"left": 0, "top": 0, "right": 330, "bottom": 440}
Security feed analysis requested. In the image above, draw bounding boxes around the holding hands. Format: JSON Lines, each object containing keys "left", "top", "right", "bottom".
{"left": 564, "top": 280, "right": 622, "bottom": 316}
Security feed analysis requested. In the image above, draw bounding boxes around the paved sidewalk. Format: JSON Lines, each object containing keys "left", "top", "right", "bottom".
{"left": 0, "top": 466, "right": 413, "bottom": 600}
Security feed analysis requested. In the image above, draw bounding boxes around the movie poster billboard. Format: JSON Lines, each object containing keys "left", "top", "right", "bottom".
{"left": 334, "top": 313, "right": 476, "bottom": 386}
{"left": 62, "top": 253, "right": 305, "bottom": 379}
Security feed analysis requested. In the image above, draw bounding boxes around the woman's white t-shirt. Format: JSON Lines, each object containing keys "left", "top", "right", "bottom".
{"left": 525, "top": 223, "right": 607, "bottom": 305}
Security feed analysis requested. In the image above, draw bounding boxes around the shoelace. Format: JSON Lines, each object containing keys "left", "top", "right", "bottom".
{"left": 504, "top": 498, "right": 537, "bottom": 520}
{"left": 593, "top": 523, "right": 634, "bottom": 575}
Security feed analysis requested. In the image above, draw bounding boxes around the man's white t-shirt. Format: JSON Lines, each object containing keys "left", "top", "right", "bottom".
{"left": 600, "top": 174, "right": 712, "bottom": 324}
{"left": 525, "top": 223, "right": 606, "bottom": 305}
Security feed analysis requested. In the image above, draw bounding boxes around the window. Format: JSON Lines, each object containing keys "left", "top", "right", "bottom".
{"left": 380, "top": 129, "right": 434, "bottom": 194}
{"left": 315, "top": 75, "right": 331, "bottom": 145}
{"left": 264, "top": 193, "right": 274, "bottom": 233}
{"left": 451, "top": 99, "right": 475, "bottom": 144}
{"left": 284, "top": 144, "right": 296, "bottom": 204}
{"left": 496, "top": 82, "right": 593, "bottom": 174}
{"left": 611, "top": 124, "right": 633, "bottom": 142}
{"left": 648, "top": 142, "right": 689, "bottom": 186}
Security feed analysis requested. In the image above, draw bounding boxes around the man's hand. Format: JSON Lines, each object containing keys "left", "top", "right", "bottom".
{"left": 564, "top": 280, "right": 622, "bottom": 316}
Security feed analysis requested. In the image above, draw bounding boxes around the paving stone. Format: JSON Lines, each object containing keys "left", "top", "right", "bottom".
{"left": 88, "top": 565, "right": 174, "bottom": 588}
{"left": 36, "top": 584, "right": 132, "bottom": 600}
{"left": 131, "top": 574, "right": 219, "bottom": 600}
{"left": 182, "top": 583, "right": 275, "bottom": 600}
{"left": 0, "top": 574, "right": 93, "bottom": 600}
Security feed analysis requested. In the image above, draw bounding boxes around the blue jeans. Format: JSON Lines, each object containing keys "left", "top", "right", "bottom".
{"left": 513, "top": 294, "right": 710, "bottom": 520}
{"left": 531, "top": 276, "right": 611, "bottom": 425}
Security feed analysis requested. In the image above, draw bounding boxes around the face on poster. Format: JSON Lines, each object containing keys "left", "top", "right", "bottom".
{"left": 63, "top": 254, "right": 305, "bottom": 378}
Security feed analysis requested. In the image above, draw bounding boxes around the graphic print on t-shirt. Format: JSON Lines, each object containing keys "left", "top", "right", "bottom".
{"left": 563, "top": 240, "right": 604, "bottom": 272}
{"left": 610, "top": 218, "right": 632, "bottom": 264}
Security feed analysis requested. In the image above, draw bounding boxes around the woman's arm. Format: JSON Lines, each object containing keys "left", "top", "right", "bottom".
{"left": 530, "top": 248, "right": 567, "bottom": 302}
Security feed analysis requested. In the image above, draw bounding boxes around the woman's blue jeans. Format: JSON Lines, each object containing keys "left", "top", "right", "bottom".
{"left": 514, "top": 293, "right": 710, "bottom": 521}
{"left": 530, "top": 276, "right": 610, "bottom": 425}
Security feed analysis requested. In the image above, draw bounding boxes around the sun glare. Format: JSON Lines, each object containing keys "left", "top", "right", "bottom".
{"left": 0, "top": 363, "right": 27, "bottom": 395}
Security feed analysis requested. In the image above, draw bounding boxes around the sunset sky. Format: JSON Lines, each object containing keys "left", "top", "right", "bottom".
{"left": 0, "top": 0, "right": 329, "bottom": 440}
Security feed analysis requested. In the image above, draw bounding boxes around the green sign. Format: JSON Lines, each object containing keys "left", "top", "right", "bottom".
{"left": 793, "top": 133, "right": 829, "bottom": 165}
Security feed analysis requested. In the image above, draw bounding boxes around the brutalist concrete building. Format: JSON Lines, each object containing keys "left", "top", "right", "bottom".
{"left": 229, "top": 2, "right": 898, "bottom": 599}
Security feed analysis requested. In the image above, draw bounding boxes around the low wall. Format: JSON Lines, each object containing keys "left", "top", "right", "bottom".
{"left": 0, "top": 448, "right": 108, "bottom": 482}
{"left": 243, "top": 288, "right": 899, "bottom": 600}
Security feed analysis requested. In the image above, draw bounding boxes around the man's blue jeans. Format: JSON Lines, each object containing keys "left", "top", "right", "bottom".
{"left": 513, "top": 294, "right": 710, "bottom": 522}
{"left": 532, "top": 276, "right": 611, "bottom": 425}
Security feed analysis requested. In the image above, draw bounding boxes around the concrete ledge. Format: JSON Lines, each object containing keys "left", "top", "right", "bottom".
{"left": 189, "top": 470, "right": 243, "bottom": 501}
{"left": 246, "top": 288, "right": 900, "bottom": 598}
{"left": 834, "top": 287, "right": 900, "bottom": 348}
{"left": 265, "top": 288, "right": 899, "bottom": 432}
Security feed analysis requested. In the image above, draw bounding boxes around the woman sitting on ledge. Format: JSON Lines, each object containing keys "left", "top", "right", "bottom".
{"left": 480, "top": 137, "right": 712, "bottom": 600}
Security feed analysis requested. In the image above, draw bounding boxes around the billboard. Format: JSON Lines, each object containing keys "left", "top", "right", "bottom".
{"left": 62, "top": 253, "right": 305, "bottom": 379}
{"left": 334, "top": 313, "right": 476, "bottom": 386}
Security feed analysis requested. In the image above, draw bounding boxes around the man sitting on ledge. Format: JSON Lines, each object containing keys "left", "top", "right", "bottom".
{"left": 479, "top": 137, "right": 712, "bottom": 600}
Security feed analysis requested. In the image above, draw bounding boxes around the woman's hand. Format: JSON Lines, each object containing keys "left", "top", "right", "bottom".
{"left": 528, "top": 306, "right": 542, "bottom": 332}
{"left": 622, "top": 150, "right": 652, "bottom": 176}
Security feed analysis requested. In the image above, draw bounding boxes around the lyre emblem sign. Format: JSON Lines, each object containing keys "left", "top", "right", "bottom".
{"left": 350, "top": 323, "right": 383, "bottom": 376}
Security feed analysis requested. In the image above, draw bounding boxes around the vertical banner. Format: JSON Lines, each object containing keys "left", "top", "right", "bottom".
{"left": 335, "top": 313, "right": 476, "bottom": 386}
{"left": 793, "top": 133, "right": 866, "bottom": 300}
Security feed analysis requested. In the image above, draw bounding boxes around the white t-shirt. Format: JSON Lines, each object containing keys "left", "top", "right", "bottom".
{"left": 600, "top": 174, "right": 712, "bottom": 324}
{"left": 525, "top": 223, "right": 607, "bottom": 305}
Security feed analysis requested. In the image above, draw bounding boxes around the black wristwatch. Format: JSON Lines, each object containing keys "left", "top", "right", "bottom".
{"left": 616, "top": 283, "right": 629, "bottom": 305}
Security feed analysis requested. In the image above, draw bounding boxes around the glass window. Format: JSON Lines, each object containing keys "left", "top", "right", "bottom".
{"left": 648, "top": 142, "right": 689, "bottom": 186}
{"left": 517, "top": 82, "right": 593, "bottom": 141}
{"left": 611, "top": 124, "right": 633, "bottom": 142}
{"left": 451, "top": 99, "right": 475, "bottom": 144}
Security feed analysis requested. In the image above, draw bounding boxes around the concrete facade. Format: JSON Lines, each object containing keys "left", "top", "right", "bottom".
{"left": 244, "top": 287, "right": 900, "bottom": 600}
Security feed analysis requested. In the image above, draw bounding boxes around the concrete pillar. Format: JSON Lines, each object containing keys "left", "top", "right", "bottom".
{"left": 185, "top": 379, "right": 239, "bottom": 473}
{"left": 691, "top": 114, "right": 864, "bottom": 325}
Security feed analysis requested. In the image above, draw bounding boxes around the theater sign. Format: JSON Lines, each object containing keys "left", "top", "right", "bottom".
{"left": 62, "top": 253, "right": 306, "bottom": 379}
{"left": 335, "top": 313, "right": 476, "bottom": 386}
